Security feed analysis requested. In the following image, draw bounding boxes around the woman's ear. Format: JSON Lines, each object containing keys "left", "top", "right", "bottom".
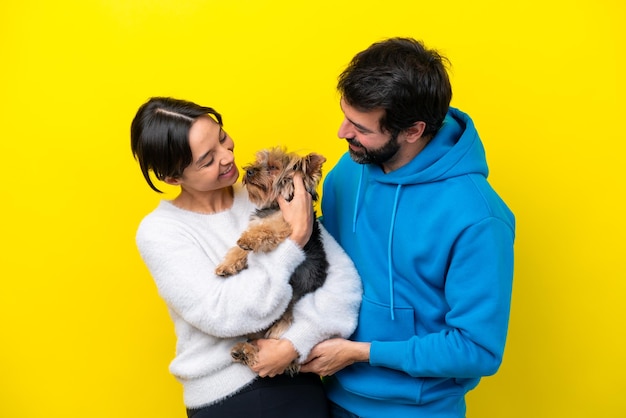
{"left": 404, "top": 121, "right": 427, "bottom": 144}
{"left": 164, "top": 177, "right": 181, "bottom": 186}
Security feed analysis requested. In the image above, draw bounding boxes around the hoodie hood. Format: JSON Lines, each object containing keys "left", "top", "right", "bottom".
{"left": 349, "top": 107, "right": 490, "bottom": 319}
{"left": 367, "top": 107, "right": 488, "bottom": 186}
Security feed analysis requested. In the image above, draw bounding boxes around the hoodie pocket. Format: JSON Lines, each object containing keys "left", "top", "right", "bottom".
{"left": 337, "top": 297, "right": 466, "bottom": 405}
{"left": 337, "top": 297, "right": 423, "bottom": 403}
{"left": 351, "top": 296, "right": 415, "bottom": 342}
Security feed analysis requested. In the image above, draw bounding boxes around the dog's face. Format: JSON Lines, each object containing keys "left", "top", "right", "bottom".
{"left": 241, "top": 147, "right": 326, "bottom": 208}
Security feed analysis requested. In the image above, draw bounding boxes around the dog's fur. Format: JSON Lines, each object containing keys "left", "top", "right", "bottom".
{"left": 215, "top": 147, "right": 328, "bottom": 375}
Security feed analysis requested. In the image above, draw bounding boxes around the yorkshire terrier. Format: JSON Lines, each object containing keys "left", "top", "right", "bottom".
{"left": 215, "top": 147, "right": 329, "bottom": 375}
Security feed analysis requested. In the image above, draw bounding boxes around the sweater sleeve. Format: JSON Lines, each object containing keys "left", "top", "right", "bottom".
{"left": 136, "top": 215, "right": 306, "bottom": 339}
{"left": 280, "top": 224, "right": 363, "bottom": 360}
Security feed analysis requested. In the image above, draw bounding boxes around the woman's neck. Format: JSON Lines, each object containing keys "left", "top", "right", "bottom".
{"left": 172, "top": 186, "right": 234, "bottom": 214}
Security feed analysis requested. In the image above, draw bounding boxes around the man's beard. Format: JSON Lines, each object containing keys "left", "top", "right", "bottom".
{"left": 347, "top": 133, "right": 400, "bottom": 166}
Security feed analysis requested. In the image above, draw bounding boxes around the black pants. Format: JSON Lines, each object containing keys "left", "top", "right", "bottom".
{"left": 187, "top": 373, "right": 329, "bottom": 418}
{"left": 328, "top": 401, "right": 361, "bottom": 418}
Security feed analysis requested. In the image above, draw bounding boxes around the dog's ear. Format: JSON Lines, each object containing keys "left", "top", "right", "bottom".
{"left": 301, "top": 153, "right": 326, "bottom": 177}
{"left": 301, "top": 153, "right": 326, "bottom": 201}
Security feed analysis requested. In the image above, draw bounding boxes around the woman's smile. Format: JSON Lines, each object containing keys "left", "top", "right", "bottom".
{"left": 220, "top": 163, "right": 238, "bottom": 180}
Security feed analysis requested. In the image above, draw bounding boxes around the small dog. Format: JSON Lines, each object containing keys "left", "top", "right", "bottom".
{"left": 215, "top": 147, "right": 329, "bottom": 375}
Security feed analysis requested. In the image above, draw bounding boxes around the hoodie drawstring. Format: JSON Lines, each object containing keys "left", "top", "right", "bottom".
{"left": 352, "top": 166, "right": 402, "bottom": 320}
{"left": 387, "top": 184, "right": 402, "bottom": 320}
{"left": 352, "top": 165, "right": 364, "bottom": 233}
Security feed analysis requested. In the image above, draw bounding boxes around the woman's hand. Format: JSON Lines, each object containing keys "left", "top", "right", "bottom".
{"left": 278, "top": 173, "right": 313, "bottom": 248}
{"left": 250, "top": 338, "right": 299, "bottom": 378}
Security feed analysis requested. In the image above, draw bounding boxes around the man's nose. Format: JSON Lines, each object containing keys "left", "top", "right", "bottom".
{"left": 338, "top": 118, "right": 352, "bottom": 139}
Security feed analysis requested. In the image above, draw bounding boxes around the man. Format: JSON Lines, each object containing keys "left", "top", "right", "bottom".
{"left": 300, "top": 37, "right": 515, "bottom": 418}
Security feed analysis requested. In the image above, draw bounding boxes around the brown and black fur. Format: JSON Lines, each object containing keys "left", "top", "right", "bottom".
{"left": 215, "top": 147, "right": 328, "bottom": 375}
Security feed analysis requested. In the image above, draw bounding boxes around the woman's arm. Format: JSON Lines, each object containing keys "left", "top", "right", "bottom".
{"left": 136, "top": 216, "right": 305, "bottom": 339}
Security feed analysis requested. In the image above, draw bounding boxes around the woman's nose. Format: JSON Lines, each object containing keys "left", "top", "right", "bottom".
{"left": 220, "top": 148, "right": 234, "bottom": 165}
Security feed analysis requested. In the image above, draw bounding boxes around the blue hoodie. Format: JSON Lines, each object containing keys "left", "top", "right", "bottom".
{"left": 321, "top": 108, "right": 515, "bottom": 417}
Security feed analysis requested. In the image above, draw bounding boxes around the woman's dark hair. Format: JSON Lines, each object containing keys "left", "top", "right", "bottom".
{"left": 338, "top": 37, "right": 452, "bottom": 138}
{"left": 130, "top": 97, "right": 222, "bottom": 193}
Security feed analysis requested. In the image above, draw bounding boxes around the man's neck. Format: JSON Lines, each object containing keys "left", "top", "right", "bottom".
{"left": 381, "top": 135, "right": 432, "bottom": 173}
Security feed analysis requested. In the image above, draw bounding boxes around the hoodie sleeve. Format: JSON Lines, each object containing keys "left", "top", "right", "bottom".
{"left": 281, "top": 225, "right": 363, "bottom": 360}
{"left": 369, "top": 217, "right": 515, "bottom": 378}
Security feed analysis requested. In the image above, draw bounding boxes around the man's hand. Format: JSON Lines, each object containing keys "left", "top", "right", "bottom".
{"left": 250, "top": 338, "right": 299, "bottom": 378}
{"left": 300, "top": 338, "right": 370, "bottom": 376}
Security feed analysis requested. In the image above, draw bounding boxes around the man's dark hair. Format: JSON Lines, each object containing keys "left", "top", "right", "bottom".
{"left": 338, "top": 37, "right": 452, "bottom": 138}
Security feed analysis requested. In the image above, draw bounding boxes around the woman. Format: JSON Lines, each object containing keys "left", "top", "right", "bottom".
{"left": 130, "top": 97, "right": 361, "bottom": 418}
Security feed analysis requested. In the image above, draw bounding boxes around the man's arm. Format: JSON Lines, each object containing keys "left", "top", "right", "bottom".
{"left": 300, "top": 338, "right": 370, "bottom": 376}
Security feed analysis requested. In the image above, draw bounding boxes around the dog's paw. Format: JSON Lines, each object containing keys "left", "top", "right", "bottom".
{"left": 215, "top": 262, "right": 237, "bottom": 277}
{"left": 231, "top": 342, "right": 259, "bottom": 366}
{"left": 215, "top": 259, "right": 248, "bottom": 276}
{"left": 285, "top": 362, "right": 301, "bottom": 377}
{"left": 215, "top": 247, "right": 249, "bottom": 276}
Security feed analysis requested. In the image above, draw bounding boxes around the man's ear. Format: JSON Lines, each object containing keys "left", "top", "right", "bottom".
{"left": 164, "top": 177, "right": 181, "bottom": 186}
{"left": 404, "top": 121, "right": 427, "bottom": 144}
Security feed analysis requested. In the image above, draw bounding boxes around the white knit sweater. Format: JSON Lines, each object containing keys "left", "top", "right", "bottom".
{"left": 135, "top": 184, "right": 362, "bottom": 408}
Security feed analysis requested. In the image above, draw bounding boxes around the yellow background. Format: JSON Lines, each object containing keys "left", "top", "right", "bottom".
{"left": 1, "top": 0, "right": 624, "bottom": 417}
